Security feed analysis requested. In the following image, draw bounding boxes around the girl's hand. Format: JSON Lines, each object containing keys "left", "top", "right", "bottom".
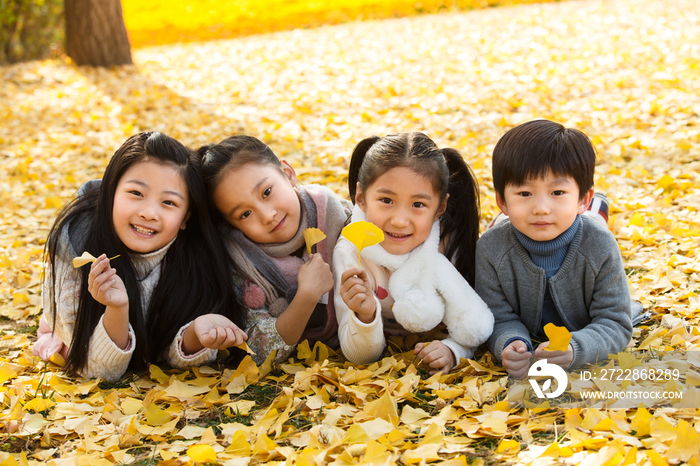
{"left": 192, "top": 314, "right": 248, "bottom": 350}
{"left": 414, "top": 341, "right": 455, "bottom": 375}
{"left": 534, "top": 342, "right": 573, "bottom": 370}
{"left": 88, "top": 254, "right": 128, "bottom": 311}
{"left": 340, "top": 268, "right": 376, "bottom": 323}
{"left": 297, "top": 253, "right": 334, "bottom": 301}
{"left": 502, "top": 340, "right": 532, "bottom": 380}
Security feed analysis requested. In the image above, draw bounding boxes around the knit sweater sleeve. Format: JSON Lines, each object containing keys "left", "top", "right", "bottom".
{"left": 43, "top": 252, "right": 136, "bottom": 382}
{"left": 332, "top": 238, "right": 386, "bottom": 364}
{"left": 166, "top": 323, "right": 219, "bottom": 369}
{"left": 565, "top": 228, "right": 633, "bottom": 367}
{"left": 475, "top": 230, "right": 532, "bottom": 363}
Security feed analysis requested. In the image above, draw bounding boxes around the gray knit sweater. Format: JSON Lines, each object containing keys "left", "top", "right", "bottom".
{"left": 475, "top": 215, "right": 633, "bottom": 368}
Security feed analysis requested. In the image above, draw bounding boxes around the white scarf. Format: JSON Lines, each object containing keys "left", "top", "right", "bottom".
{"left": 351, "top": 205, "right": 494, "bottom": 349}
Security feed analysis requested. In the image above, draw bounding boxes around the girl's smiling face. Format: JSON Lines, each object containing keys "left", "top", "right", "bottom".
{"left": 213, "top": 161, "right": 301, "bottom": 244}
{"left": 112, "top": 160, "right": 189, "bottom": 253}
{"left": 357, "top": 166, "right": 446, "bottom": 255}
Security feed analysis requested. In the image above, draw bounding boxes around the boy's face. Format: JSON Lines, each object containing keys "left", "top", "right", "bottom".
{"left": 496, "top": 172, "right": 594, "bottom": 242}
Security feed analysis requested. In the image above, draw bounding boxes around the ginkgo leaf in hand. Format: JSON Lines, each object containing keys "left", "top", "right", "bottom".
{"left": 341, "top": 221, "right": 384, "bottom": 267}
{"left": 303, "top": 227, "right": 326, "bottom": 255}
{"left": 543, "top": 323, "right": 572, "bottom": 351}
{"left": 237, "top": 342, "right": 256, "bottom": 355}
{"left": 72, "top": 251, "right": 120, "bottom": 268}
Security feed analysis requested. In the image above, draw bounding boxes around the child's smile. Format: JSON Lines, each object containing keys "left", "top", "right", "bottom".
{"left": 112, "top": 160, "right": 190, "bottom": 253}
{"left": 357, "top": 167, "right": 445, "bottom": 256}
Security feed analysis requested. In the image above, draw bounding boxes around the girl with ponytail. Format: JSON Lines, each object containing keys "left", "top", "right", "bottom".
{"left": 196, "top": 136, "right": 352, "bottom": 365}
{"left": 335, "top": 132, "right": 493, "bottom": 374}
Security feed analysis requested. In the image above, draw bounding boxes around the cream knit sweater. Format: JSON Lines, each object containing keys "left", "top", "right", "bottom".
{"left": 42, "top": 210, "right": 216, "bottom": 382}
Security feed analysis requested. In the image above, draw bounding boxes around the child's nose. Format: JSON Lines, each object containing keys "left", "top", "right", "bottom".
{"left": 390, "top": 209, "right": 409, "bottom": 227}
{"left": 262, "top": 206, "right": 277, "bottom": 224}
{"left": 533, "top": 198, "right": 550, "bottom": 215}
{"left": 139, "top": 202, "right": 158, "bottom": 220}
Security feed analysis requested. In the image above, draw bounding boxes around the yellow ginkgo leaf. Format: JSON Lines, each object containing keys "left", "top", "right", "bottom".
{"left": 72, "top": 251, "right": 120, "bottom": 268}
{"left": 23, "top": 397, "right": 55, "bottom": 413}
{"left": 303, "top": 227, "right": 327, "bottom": 255}
{"left": 341, "top": 221, "right": 384, "bottom": 267}
{"left": 187, "top": 444, "right": 217, "bottom": 463}
{"left": 237, "top": 341, "right": 256, "bottom": 355}
{"left": 543, "top": 323, "right": 572, "bottom": 352}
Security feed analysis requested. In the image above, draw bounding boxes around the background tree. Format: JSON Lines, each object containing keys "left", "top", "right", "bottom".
{"left": 64, "top": 0, "right": 132, "bottom": 66}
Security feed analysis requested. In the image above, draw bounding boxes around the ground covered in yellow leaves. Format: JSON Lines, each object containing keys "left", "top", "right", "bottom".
{"left": 2, "top": 0, "right": 700, "bottom": 464}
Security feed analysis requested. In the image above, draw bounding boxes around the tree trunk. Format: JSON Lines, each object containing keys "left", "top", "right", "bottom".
{"left": 65, "top": 0, "right": 132, "bottom": 67}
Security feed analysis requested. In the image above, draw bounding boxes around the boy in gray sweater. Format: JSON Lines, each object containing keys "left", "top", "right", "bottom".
{"left": 476, "top": 119, "right": 635, "bottom": 379}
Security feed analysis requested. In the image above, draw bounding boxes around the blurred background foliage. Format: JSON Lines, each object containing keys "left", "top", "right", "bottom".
{"left": 0, "top": 0, "right": 63, "bottom": 63}
{"left": 1, "top": 0, "right": 559, "bottom": 64}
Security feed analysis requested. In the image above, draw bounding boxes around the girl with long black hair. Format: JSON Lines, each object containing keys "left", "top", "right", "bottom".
{"left": 34, "top": 132, "right": 247, "bottom": 382}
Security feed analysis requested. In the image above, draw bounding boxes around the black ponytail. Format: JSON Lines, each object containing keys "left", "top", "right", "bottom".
{"left": 348, "top": 136, "right": 380, "bottom": 203}
{"left": 441, "top": 148, "right": 480, "bottom": 286}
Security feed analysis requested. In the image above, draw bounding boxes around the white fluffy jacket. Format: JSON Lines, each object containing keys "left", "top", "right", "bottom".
{"left": 333, "top": 206, "right": 494, "bottom": 365}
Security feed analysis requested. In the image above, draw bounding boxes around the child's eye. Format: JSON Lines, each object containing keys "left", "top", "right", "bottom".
{"left": 517, "top": 191, "right": 531, "bottom": 197}
{"left": 129, "top": 190, "right": 143, "bottom": 197}
{"left": 552, "top": 190, "right": 565, "bottom": 196}
{"left": 380, "top": 198, "right": 392, "bottom": 204}
{"left": 412, "top": 202, "right": 426, "bottom": 208}
{"left": 240, "top": 211, "right": 251, "bottom": 220}
{"left": 163, "top": 200, "right": 177, "bottom": 207}
{"left": 262, "top": 187, "right": 271, "bottom": 199}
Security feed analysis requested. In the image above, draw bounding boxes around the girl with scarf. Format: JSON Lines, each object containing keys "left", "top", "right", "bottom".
{"left": 334, "top": 132, "right": 493, "bottom": 374}
{"left": 197, "top": 136, "right": 351, "bottom": 364}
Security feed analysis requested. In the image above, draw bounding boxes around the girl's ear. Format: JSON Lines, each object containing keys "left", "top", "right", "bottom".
{"left": 436, "top": 193, "right": 449, "bottom": 220}
{"left": 355, "top": 182, "right": 367, "bottom": 212}
{"left": 577, "top": 188, "right": 595, "bottom": 215}
{"left": 495, "top": 191, "right": 509, "bottom": 216}
{"left": 280, "top": 160, "right": 297, "bottom": 187}
{"left": 180, "top": 211, "right": 191, "bottom": 230}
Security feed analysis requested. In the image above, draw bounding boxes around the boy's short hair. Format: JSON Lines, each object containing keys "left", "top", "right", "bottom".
{"left": 492, "top": 119, "right": 595, "bottom": 200}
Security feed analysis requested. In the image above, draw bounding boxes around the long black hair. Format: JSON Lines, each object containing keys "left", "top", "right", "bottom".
{"left": 45, "top": 132, "right": 245, "bottom": 376}
{"left": 348, "top": 132, "right": 481, "bottom": 286}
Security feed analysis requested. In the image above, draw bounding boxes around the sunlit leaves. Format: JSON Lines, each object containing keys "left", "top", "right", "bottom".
{"left": 2, "top": 0, "right": 700, "bottom": 463}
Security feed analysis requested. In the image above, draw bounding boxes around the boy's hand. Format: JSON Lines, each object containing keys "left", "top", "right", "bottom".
{"left": 193, "top": 314, "right": 248, "bottom": 350}
{"left": 534, "top": 342, "right": 573, "bottom": 370}
{"left": 502, "top": 340, "right": 532, "bottom": 380}
{"left": 339, "top": 268, "right": 376, "bottom": 323}
{"left": 414, "top": 341, "right": 456, "bottom": 375}
{"left": 297, "top": 253, "right": 334, "bottom": 300}
{"left": 88, "top": 254, "right": 128, "bottom": 311}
